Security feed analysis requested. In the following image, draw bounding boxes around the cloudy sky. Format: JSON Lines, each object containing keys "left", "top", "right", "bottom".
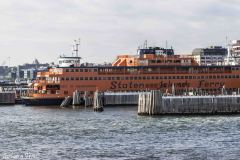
{"left": 0, "top": 0, "right": 240, "bottom": 66}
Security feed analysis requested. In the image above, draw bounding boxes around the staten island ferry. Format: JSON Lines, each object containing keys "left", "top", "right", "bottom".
{"left": 22, "top": 42, "right": 240, "bottom": 105}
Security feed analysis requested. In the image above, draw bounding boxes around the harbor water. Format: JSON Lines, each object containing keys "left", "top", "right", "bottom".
{"left": 0, "top": 105, "right": 240, "bottom": 160}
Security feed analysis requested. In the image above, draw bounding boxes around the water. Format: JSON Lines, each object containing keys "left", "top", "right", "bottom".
{"left": 0, "top": 105, "right": 240, "bottom": 160}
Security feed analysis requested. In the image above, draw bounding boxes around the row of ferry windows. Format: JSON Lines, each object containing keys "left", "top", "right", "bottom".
{"left": 61, "top": 75, "right": 240, "bottom": 81}
{"left": 65, "top": 67, "right": 240, "bottom": 73}
{"left": 66, "top": 69, "right": 98, "bottom": 72}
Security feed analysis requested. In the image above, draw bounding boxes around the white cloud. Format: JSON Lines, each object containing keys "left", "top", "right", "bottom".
{"left": 0, "top": 0, "right": 240, "bottom": 65}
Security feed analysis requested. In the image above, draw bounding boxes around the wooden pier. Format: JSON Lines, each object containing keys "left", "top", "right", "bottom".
{"left": 138, "top": 90, "right": 240, "bottom": 115}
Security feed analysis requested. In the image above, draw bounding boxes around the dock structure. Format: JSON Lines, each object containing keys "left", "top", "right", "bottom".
{"left": 138, "top": 90, "right": 240, "bottom": 115}
{"left": 83, "top": 91, "right": 93, "bottom": 107}
{"left": 60, "top": 96, "right": 72, "bottom": 108}
{"left": 93, "top": 91, "right": 104, "bottom": 112}
{"left": 104, "top": 92, "right": 139, "bottom": 106}
{"left": 0, "top": 92, "right": 16, "bottom": 105}
{"left": 72, "top": 90, "right": 82, "bottom": 106}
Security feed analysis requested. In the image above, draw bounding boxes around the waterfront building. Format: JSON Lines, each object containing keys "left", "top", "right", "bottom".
{"left": 192, "top": 46, "right": 227, "bottom": 66}
{"left": 225, "top": 40, "right": 240, "bottom": 65}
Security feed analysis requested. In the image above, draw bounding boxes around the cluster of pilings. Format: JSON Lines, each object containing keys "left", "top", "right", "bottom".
{"left": 138, "top": 90, "right": 240, "bottom": 115}
{"left": 93, "top": 91, "right": 104, "bottom": 112}
{"left": 83, "top": 91, "right": 93, "bottom": 107}
{"left": 72, "top": 90, "right": 82, "bottom": 106}
{"left": 138, "top": 91, "right": 163, "bottom": 115}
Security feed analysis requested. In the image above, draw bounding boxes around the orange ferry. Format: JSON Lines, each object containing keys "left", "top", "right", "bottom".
{"left": 22, "top": 44, "right": 240, "bottom": 105}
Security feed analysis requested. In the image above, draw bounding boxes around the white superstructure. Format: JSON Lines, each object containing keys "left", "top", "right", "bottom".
{"left": 58, "top": 39, "right": 82, "bottom": 67}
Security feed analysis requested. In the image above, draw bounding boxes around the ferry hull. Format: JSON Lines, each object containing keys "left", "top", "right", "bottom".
{"left": 22, "top": 97, "right": 65, "bottom": 106}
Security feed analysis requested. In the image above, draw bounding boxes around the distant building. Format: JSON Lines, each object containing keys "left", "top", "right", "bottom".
{"left": 15, "top": 59, "right": 49, "bottom": 80}
{"left": 192, "top": 46, "right": 227, "bottom": 65}
{"left": 225, "top": 40, "right": 240, "bottom": 65}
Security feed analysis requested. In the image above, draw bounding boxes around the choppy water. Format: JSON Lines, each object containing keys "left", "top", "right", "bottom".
{"left": 0, "top": 105, "right": 240, "bottom": 160}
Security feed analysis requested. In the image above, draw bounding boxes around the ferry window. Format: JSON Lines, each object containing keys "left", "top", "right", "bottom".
{"left": 85, "top": 77, "right": 88, "bottom": 80}
{"left": 134, "top": 77, "right": 138, "bottom": 80}
{"left": 143, "top": 77, "right": 146, "bottom": 80}
{"left": 126, "top": 77, "right": 129, "bottom": 80}
{"left": 61, "top": 77, "right": 65, "bottom": 81}
{"left": 94, "top": 69, "right": 98, "bottom": 72}
{"left": 147, "top": 76, "right": 150, "bottom": 80}
{"left": 213, "top": 76, "right": 216, "bottom": 79}
{"left": 108, "top": 77, "right": 111, "bottom": 80}
{"left": 90, "top": 77, "right": 93, "bottom": 80}
{"left": 155, "top": 76, "right": 159, "bottom": 80}
{"left": 185, "top": 76, "right": 188, "bottom": 79}
{"left": 225, "top": 75, "right": 228, "bottom": 78}
{"left": 176, "top": 76, "right": 179, "bottom": 79}
{"left": 75, "top": 77, "right": 79, "bottom": 80}
{"left": 116, "top": 77, "right": 120, "bottom": 80}
{"left": 90, "top": 91, "right": 94, "bottom": 94}
{"left": 151, "top": 76, "right": 155, "bottom": 80}
{"left": 228, "top": 75, "right": 231, "bottom": 78}
{"left": 71, "top": 69, "right": 74, "bottom": 72}
{"left": 80, "top": 77, "right": 83, "bottom": 80}
{"left": 189, "top": 76, "right": 192, "bottom": 79}
{"left": 236, "top": 75, "right": 239, "bottom": 78}
{"left": 75, "top": 69, "right": 79, "bottom": 72}
{"left": 232, "top": 75, "right": 236, "bottom": 78}
{"left": 221, "top": 75, "right": 224, "bottom": 79}
{"left": 94, "top": 77, "right": 98, "bottom": 80}
{"left": 71, "top": 77, "right": 74, "bottom": 80}
{"left": 138, "top": 77, "right": 142, "bottom": 80}
{"left": 66, "top": 69, "right": 69, "bottom": 72}
{"left": 98, "top": 77, "right": 102, "bottom": 80}
{"left": 66, "top": 77, "right": 69, "bottom": 81}
{"left": 209, "top": 76, "right": 212, "bottom": 79}
{"left": 120, "top": 77, "right": 124, "bottom": 80}
{"left": 102, "top": 77, "right": 106, "bottom": 80}
{"left": 84, "top": 69, "right": 88, "bottom": 72}
{"left": 217, "top": 75, "right": 220, "bottom": 79}
{"left": 80, "top": 69, "right": 83, "bottom": 72}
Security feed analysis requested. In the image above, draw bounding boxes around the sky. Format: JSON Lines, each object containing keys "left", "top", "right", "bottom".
{"left": 0, "top": 0, "right": 240, "bottom": 66}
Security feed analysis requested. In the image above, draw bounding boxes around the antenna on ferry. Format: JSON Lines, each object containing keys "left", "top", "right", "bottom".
{"left": 72, "top": 45, "right": 75, "bottom": 57}
{"left": 144, "top": 40, "right": 148, "bottom": 49}
{"left": 225, "top": 36, "right": 228, "bottom": 48}
{"left": 166, "top": 40, "right": 168, "bottom": 55}
{"left": 74, "top": 38, "right": 80, "bottom": 57}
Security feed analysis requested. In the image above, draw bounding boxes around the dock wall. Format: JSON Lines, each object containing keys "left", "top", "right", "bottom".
{"left": 104, "top": 92, "right": 139, "bottom": 106}
{"left": 0, "top": 92, "right": 16, "bottom": 104}
{"left": 138, "top": 91, "right": 240, "bottom": 115}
